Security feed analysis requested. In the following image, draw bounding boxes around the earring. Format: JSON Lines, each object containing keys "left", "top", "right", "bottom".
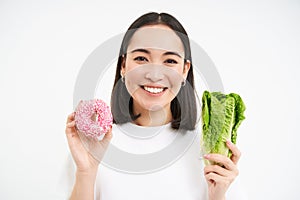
{"left": 121, "top": 75, "right": 125, "bottom": 83}
{"left": 181, "top": 79, "right": 186, "bottom": 87}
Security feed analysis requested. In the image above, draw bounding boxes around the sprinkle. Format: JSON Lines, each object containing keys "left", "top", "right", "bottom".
{"left": 74, "top": 99, "right": 113, "bottom": 140}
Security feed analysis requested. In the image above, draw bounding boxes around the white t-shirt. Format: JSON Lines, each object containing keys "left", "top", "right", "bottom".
{"left": 59, "top": 122, "right": 246, "bottom": 200}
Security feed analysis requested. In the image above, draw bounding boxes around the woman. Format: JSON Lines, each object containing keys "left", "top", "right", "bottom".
{"left": 65, "top": 12, "right": 242, "bottom": 200}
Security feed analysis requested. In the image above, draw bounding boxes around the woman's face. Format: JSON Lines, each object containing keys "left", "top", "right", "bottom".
{"left": 121, "top": 24, "right": 190, "bottom": 112}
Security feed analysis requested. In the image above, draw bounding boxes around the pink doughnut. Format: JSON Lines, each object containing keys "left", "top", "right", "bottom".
{"left": 74, "top": 99, "right": 113, "bottom": 139}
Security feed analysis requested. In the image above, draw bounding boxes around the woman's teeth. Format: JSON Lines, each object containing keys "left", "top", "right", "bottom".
{"left": 143, "top": 86, "right": 165, "bottom": 94}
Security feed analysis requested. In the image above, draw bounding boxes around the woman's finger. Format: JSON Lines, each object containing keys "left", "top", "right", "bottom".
{"left": 204, "top": 154, "right": 235, "bottom": 171}
{"left": 100, "top": 127, "right": 113, "bottom": 145}
{"left": 205, "top": 172, "right": 225, "bottom": 184}
{"left": 204, "top": 164, "right": 231, "bottom": 177}
{"left": 104, "top": 127, "right": 113, "bottom": 140}
{"left": 65, "top": 112, "right": 77, "bottom": 138}
{"left": 226, "top": 140, "right": 241, "bottom": 165}
{"left": 66, "top": 112, "right": 75, "bottom": 124}
{"left": 66, "top": 120, "right": 76, "bottom": 128}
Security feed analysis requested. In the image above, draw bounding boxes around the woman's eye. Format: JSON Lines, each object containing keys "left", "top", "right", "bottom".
{"left": 164, "top": 59, "right": 178, "bottom": 64}
{"left": 134, "top": 56, "right": 148, "bottom": 62}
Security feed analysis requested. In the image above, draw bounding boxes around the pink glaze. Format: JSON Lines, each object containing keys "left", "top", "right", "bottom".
{"left": 74, "top": 99, "right": 113, "bottom": 139}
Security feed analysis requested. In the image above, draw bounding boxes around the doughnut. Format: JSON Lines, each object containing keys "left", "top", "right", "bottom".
{"left": 74, "top": 99, "right": 113, "bottom": 139}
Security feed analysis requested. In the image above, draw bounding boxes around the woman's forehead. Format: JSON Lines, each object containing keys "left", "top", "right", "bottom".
{"left": 127, "top": 25, "right": 184, "bottom": 55}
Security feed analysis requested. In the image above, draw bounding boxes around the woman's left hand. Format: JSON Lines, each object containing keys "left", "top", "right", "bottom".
{"left": 204, "top": 140, "right": 241, "bottom": 200}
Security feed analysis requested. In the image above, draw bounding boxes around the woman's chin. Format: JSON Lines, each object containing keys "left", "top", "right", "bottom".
{"left": 140, "top": 103, "right": 166, "bottom": 112}
{"left": 148, "top": 104, "right": 164, "bottom": 111}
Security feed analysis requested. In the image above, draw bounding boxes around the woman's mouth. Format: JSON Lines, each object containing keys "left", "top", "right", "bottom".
{"left": 140, "top": 85, "right": 168, "bottom": 95}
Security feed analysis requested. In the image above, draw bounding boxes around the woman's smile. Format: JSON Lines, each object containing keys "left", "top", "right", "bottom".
{"left": 140, "top": 85, "right": 168, "bottom": 96}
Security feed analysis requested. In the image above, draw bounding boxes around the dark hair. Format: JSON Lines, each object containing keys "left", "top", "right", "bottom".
{"left": 111, "top": 12, "right": 197, "bottom": 130}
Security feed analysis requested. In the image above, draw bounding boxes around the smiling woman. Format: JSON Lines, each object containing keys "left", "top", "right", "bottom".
{"left": 64, "top": 12, "right": 245, "bottom": 200}
{"left": 120, "top": 36, "right": 190, "bottom": 125}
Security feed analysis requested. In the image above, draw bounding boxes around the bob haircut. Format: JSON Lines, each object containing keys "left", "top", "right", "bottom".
{"left": 111, "top": 12, "right": 198, "bottom": 130}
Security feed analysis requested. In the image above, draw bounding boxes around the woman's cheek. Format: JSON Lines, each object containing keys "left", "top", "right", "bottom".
{"left": 124, "top": 67, "right": 144, "bottom": 96}
{"left": 164, "top": 68, "right": 183, "bottom": 96}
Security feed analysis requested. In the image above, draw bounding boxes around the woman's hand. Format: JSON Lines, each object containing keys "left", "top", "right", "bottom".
{"left": 65, "top": 111, "right": 113, "bottom": 200}
{"left": 204, "top": 140, "right": 241, "bottom": 200}
{"left": 65, "top": 112, "right": 113, "bottom": 175}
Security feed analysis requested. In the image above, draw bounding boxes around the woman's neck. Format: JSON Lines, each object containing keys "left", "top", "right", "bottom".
{"left": 132, "top": 101, "right": 172, "bottom": 126}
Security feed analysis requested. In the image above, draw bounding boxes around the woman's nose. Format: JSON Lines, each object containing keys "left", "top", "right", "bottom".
{"left": 145, "top": 65, "right": 164, "bottom": 82}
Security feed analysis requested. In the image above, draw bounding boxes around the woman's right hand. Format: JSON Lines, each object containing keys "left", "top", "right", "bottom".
{"left": 65, "top": 112, "right": 113, "bottom": 174}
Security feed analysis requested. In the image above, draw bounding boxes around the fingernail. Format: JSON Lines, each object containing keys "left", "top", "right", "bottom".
{"left": 204, "top": 154, "right": 210, "bottom": 158}
{"left": 226, "top": 140, "right": 232, "bottom": 145}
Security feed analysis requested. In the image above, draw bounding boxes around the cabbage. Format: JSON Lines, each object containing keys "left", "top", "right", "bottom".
{"left": 201, "top": 91, "right": 246, "bottom": 165}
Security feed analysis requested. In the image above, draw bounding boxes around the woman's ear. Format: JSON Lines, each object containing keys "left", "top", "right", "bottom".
{"left": 183, "top": 60, "right": 191, "bottom": 79}
{"left": 121, "top": 55, "right": 126, "bottom": 75}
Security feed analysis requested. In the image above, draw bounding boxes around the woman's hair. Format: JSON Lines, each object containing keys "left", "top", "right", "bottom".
{"left": 111, "top": 12, "right": 197, "bottom": 130}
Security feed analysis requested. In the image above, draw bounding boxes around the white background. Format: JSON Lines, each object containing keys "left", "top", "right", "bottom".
{"left": 1, "top": 0, "right": 299, "bottom": 199}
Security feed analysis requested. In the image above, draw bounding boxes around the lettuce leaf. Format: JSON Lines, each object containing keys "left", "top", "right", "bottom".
{"left": 201, "top": 91, "right": 246, "bottom": 165}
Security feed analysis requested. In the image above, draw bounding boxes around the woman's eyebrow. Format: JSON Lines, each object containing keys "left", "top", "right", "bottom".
{"left": 163, "top": 51, "right": 182, "bottom": 58}
{"left": 130, "top": 48, "right": 150, "bottom": 54}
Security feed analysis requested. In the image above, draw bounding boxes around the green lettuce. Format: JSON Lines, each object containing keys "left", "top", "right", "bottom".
{"left": 201, "top": 91, "right": 246, "bottom": 165}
